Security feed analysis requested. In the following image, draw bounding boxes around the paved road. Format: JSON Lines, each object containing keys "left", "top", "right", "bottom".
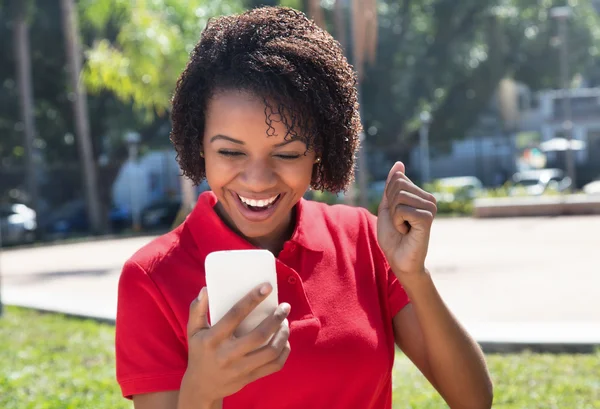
{"left": 2, "top": 215, "right": 599, "bottom": 343}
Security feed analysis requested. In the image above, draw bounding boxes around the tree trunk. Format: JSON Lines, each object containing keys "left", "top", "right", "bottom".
{"left": 333, "top": 1, "right": 357, "bottom": 206}
{"left": 172, "top": 175, "right": 196, "bottom": 230}
{"left": 12, "top": 0, "right": 39, "bottom": 223}
{"left": 333, "top": 0, "right": 347, "bottom": 50}
{"left": 307, "top": 0, "right": 325, "bottom": 28}
{"left": 350, "top": 0, "right": 377, "bottom": 208}
{"left": 60, "top": 0, "right": 104, "bottom": 234}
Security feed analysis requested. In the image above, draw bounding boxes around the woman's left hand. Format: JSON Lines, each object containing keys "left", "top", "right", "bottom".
{"left": 377, "top": 161, "right": 437, "bottom": 281}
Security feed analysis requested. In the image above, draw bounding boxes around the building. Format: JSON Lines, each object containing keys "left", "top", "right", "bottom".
{"left": 411, "top": 82, "right": 600, "bottom": 187}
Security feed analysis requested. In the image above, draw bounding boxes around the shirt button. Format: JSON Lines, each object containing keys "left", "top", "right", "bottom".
{"left": 288, "top": 276, "right": 297, "bottom": 285}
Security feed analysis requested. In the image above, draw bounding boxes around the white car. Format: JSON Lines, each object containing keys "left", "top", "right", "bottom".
{"left": 583, "top": 177, "right": 600, "bottom": 195}
{"left": 510, "top": 169, "right": 571, "bottom": 196}
{"left": 0, "top": 203, "right": 37, "bottom": 246}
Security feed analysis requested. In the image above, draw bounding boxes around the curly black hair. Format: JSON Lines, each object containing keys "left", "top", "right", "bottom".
{"left": 170, "top": 6, "right": 361, "bottom": 193}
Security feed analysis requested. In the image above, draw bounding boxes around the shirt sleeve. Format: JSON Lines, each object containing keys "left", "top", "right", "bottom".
{"left": 364, "top": 209, "right": 411, "bottom": 318}
{"left": 115, "top": 259, "right": 188, "bottom": 399}
{"left": 386, "top": 265, "right": 410, "bottom": 318}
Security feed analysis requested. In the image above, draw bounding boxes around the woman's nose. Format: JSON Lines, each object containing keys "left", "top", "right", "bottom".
{"left": 240, "top": 160, "right": 278, "bottom": 190}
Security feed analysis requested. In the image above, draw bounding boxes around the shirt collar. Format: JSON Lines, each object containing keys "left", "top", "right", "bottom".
{"left": 186, "top": 191, "right": 328, "bottom": 254}
{"left": 289, "top": 196, "right": 328, "bottom": 253}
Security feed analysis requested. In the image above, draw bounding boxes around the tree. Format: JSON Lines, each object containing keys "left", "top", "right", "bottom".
{"left": 11, "top": 0, "right": 39, "bottom": 217}
{"left": 60, "top": 0, "right": 104, "bottom": 233}
{"left": 80, "top": 0, "right": 244, "bottom": 118}
{"left": 0, "top": 1, "right": 171, "bottom": 227}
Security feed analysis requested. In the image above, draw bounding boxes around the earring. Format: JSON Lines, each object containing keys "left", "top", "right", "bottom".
{"left": 200, "top": 151, "right": 204, "bottom": 158}
{"left": 315, "top": 157, "right": 321, "bottom": 164}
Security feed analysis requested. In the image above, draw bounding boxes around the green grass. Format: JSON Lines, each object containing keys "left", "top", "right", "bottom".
{"left": 393, "top": 351, "right": 600, "bottom": 408}
{"left": 0, "top": 307, "right": 128, "bottom": 409}
{"left": 1, "top": 307, "right": 598, "bottom": 408}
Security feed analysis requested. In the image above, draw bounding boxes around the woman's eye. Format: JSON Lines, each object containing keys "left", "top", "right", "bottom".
{"left": 218, "top": 150, "right": 245, "bottom": 157}
{"left": 276, "top": 154, "right": 301, "bottom": 160}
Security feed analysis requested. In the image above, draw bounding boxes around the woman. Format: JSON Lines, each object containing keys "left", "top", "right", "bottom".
{"left": 116, "top": 7, "right": 493, "bottom": 409}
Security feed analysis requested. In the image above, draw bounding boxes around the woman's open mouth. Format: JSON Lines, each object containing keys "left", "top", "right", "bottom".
{"left": 231, "top": 191, "right": 283, "bottom": 222}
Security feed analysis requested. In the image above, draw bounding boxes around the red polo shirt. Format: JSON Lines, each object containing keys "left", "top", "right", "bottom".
{"left": 116, "top": 191, "right": 410, "bottom": 408}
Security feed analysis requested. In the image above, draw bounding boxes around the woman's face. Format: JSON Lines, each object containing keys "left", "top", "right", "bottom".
{"left": 203, "top": 89, "right": 317, "bottom": 244}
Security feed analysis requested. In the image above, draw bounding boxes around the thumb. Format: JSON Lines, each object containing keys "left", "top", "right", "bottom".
{"left": 187, "top": 287, "right": 210, "bottom": 336}
{"left": 379, "top": 161, "right": 406, "bottom": 212}
{"left": 386, "top": 161, "right": 406, "bottom": 185}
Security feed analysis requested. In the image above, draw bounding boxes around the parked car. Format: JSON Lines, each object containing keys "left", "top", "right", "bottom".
{"left": 583, "top": 176, "right": 600, "bottom": 195}
{"left": 42, "top": 199, "right": 132, "bottom": 237}
{"left": 0, "top": 203, "right": 37, "bottom": 246}
{"left": 509, "top": 168, "right": 571, "bottom": 196}
{"left": 41, "top": 199, "right": 90, "bottom": 236}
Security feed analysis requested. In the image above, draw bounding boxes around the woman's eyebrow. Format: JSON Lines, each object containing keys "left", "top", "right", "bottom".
{"left": 209, "top": 134, "right": 244, "bottom": 144}
{"left": 273, "top": 139, "right": 302, "bottom": 148}
{"left": 210, "top": 134, "right": 304, "bottom": 148}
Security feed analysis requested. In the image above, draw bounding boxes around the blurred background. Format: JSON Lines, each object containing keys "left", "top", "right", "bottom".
{"left": 1, "top": 1, "right": 599, "bottom": 408}
{"left": 2, "top": 0, "right": 600, "bottom": 242}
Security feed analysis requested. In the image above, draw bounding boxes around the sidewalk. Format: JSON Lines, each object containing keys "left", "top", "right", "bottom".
{"left": 3, "top": 216, "right": 600, "bottom": 352}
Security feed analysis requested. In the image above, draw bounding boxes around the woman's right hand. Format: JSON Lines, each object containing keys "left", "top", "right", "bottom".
{"left": 179, "top": 284, "right": 291, "bottom": 409}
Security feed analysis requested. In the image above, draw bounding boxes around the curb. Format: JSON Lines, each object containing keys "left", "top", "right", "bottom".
{"left": 479, "top": 341, "right": 597, "bottom": 354}
{"left": 3, "top": 303, "right": 116, "bottom": 325}
{"left": 1, "top": 232, "right": 157, "bottom": 251}
{"left": 5, "top": 304, "right": 599, "bottom": 354}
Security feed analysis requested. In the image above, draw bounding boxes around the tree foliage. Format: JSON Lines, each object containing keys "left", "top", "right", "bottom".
{"left": 2, "top": 0, "right": 600, "bottom": 180}
{"left": 357, "top": 0, "right": 600, "bottom": 152}
{"left": 80, "top": 0, "right": 244, "bottom": 119}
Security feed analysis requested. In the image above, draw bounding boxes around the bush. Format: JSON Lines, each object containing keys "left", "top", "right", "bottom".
{"left": 423, "top": 180, "right": 474, "bottom": 216}
{"left": 310, "top": 187, "right": 473, "bottom": 216}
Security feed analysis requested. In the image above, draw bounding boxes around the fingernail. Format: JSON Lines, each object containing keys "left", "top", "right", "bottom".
{"left": 259, "top": 283, "right": 272, "bottom": 295}
{"left": 281, "top": 303, "right": 291, "bottom": 314}
{"left": 198, "top": 287, "right": 206, "bottom": 301}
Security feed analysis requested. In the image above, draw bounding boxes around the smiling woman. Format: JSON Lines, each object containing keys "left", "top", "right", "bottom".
{"left": 202, "top": 90, "right": 319, "bottom": 253}
{"left": 115, "top": 6, "right": 492, "bottom": 409}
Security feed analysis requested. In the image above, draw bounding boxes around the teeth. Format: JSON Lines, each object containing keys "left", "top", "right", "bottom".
{"left": 238, "top": 194, "right": 279, "bottom": 208}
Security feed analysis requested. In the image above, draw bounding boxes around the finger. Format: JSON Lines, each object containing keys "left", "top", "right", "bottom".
{"left": 243, "top": 327, "right": 291, "bottom": 383}
{"left": 392, "top": 204, "right": 435, "bottom": 231}
{"left": 387, "top": 186, "right": 436, "bottom": 229}
{"left": 387, "top": 174, "right": 436, "bottom": 206}
{"left": 390, "top": 190, "right": 437, "bottom": 218}
{"left": 231, "top": 303, "right": 291, "bottom": 357}
{"left": 188, "top": 287, "right": 210, "bottom": 337}
{"left": 210, "top": 283, "right": 273, "bottom": 342}
{"left": 380, "top": 162, "right": 406, "bottom": 212}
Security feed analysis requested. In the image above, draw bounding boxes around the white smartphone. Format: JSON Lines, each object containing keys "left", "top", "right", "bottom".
{"left": 205, "top": 249, "right": 279, "bottom": 337}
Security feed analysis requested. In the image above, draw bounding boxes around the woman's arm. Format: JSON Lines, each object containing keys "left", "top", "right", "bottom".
{"left": 392, "top": 271, "right": 493, "bottom": 409}
{"left": 133, "top": 391, "right": 180, "bottom": 409}
{"left": 132, "top": 388, "right": 222, "bottom": 409}
{"left": 375, "top": 162, "right": 493, "bottom": 408}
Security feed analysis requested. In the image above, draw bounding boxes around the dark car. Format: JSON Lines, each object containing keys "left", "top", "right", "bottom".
{"left": 141, "top": 198, "right": 182, "bottom": 230}
{"left": 42, "top": 199, "right": 132, "bottom": 237}
{"left": 42, "top": 199, "right": 88, "bottom": 236}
